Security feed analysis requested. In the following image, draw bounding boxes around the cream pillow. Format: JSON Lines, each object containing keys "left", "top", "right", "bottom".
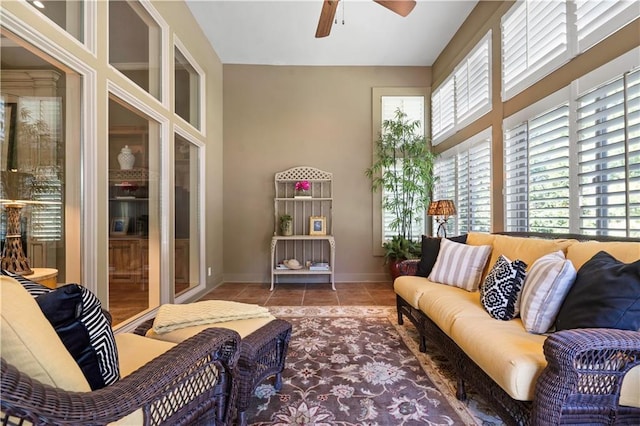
{"left": 0, "top": 276, "right": 90, "bottom": 391}
{"left": 520, "top": 251, "right": 577, "bottom": 334}
{"left": 428, "top": 238, "right": 492, "bottom": 291}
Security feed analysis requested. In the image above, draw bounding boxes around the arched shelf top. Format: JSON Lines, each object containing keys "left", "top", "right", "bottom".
{"left": 275, "top": 166, "right": 333, "bottom": 181}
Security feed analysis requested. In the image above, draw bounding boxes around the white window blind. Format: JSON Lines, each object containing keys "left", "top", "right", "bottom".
{"left": 577, "top": 67, "right": 640, "bottom": 237}
{"left": 502, "top": 0, "right": 568, "bottom": 99}
{"left": 504, "top": 123, "right": 529, "bottom": 231}
{"left": 504, "top": 104, "right": 570, "bottom": 233}
{"left": 455, "top": 34, "right": 491, "bottom": 124}
{"left": 380, "top": 96, "right": 426, "bottom": 241}
{"left": 432, "top": 137, "right": 492, "bottom": 236}
{"left": 431, "top": 76, "right": 455, "bottom": 142}
{"left": 576, "top": 0, "right": 640, "bottom": 53}
{"left": 432, "top": 156, "right": 457, "bottom": 236}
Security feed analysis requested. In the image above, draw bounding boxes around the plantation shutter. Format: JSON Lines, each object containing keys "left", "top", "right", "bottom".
{"left": 455, "top": 35, "right": 491, "bottom": 124}
{"left": 431, "top": 76, "right": 455, "bottom": 143}
{"left": 504, "top": 123, "right": 529, "bottom": 232}
{"left": 432, "top": 156, "right": 456, "bottom": 236}
{"left": 457, "top": 140, "right": 491, "bottom": 234}
{"left": 380, "top": 96, "right": 425, "bottom": 241}
{"left": 502, "top": 0, "right": 568, "bottom": 99}
{"left": 528, "top": 104, "right": 571, "bottom": 233}
{"left": 18, "top": 97, "right": 63, "bottom": 242}
{"left": 576, "top": 67, "right": 640, "bottom": 237}
{"left": 576, "top": 0, "right": 640, "bottom": 53}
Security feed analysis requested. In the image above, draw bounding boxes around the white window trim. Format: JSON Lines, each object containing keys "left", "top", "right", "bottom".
{"left": 371, "top": 87, "right": 429, "bottom": 256}
{"left": 174, "top": 36, "right": 206, "bottom": 136}
{"left": 173, "top": 124, "right": 207, "bottom": 304}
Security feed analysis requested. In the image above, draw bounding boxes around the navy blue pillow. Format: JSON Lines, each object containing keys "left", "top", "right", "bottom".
{"left": 555, "top": 252, "right": 640, "bottom": 331}
{"left": 416, "top": 234, "right": 468, "bottom": 277}
{"left": 1, "top": 270, "right": 120, "bottom": 389}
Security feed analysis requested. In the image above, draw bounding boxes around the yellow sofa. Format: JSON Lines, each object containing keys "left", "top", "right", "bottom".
{"left": 394, "top": 232, "right": 640, "bottom": 425}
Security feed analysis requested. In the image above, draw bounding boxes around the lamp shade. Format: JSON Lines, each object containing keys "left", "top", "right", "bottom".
{"left": 0, "top": 171, "right": 33, "bottom": 202}
{"left": 428, "top": 199, "right": 456, "bottom": 217}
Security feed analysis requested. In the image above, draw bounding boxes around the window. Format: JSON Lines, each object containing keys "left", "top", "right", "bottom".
{"left": 109, "top": 0, "right": 164, "bottom": 100}
{"left": 504, "top": 105, "right": 571, "bottom": 233}
{"left": 381, "top": 96, "right": 426, "bottom": 241}
{"left": 502, "top": 0, "right": 639, "bottom": 101}
{"left": 576, "top": 67, "right": 640, "bottom": 237}
{"left": 576, "top": 0, "right": 640, "bottom": 53}
{"left": 26, "top": 0, "right": 84, "bottom": 43}
{"left": 174, "top": 131, "right": 202, "bottom": 297}
{"left": 174, "top": 43, "right": 202, "bottom": 130}
{"left": 504, "top": 54, "right": 639, "bottom": 238}
{"left": 432, "top": 33, "right": 491, "bottom": 144}
{"left": 433, "top": 132, "right": 492, "bottom": 236}
{"left": 454, "top": 32, "right": 491, "bottom": 125}
{"left": 502, "top": 0, "right": 568, "bottom": 100}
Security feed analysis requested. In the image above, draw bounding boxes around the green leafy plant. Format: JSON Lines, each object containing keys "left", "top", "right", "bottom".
{"left": 382, "top": 235, "right": 421, "bottom": 264}
{"left": 365, "top": 108, "right": 437, "bottom": 260}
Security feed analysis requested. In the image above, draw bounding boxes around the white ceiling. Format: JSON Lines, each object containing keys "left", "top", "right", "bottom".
{"left": 185, "top": 0, "right": 478, "bottom": 66}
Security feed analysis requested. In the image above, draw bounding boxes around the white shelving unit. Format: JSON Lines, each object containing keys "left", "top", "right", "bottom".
{"left": 271, "top": 166, "right": 335, "bottom": 291}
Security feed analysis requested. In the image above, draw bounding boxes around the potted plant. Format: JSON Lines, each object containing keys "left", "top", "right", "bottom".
{"left": 365, "top": 108, "right": 437, "bottom": 278}
{"left": 279, "top": 214, "right": 293, "bottom": 236}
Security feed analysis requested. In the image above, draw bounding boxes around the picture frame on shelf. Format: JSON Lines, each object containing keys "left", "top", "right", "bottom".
{"left": 309, "top": 216, "right": 326, "bottom": 236}
{"left": 110, "top": 217, "right": 129, "bottom": 236}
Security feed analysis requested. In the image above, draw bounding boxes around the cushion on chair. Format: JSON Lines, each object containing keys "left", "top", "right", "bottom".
{"left": 146, "top": 315, "right": 276, "bottom": 342}
{"left": 428, "top": 238, "right": 492, "bottom": 291}
{"left": 416, "top": 234, "right": 468, "bottom": 277}
{"left": 555, "top": 251, "right": 640, "bottom": 331}
{"left": 480, "top": 255, "right": 527, "bottom": 320}
{"left": 0, "top": 276, "right": 91, "bottom": 391}
{"left": 2, "top": 270, "right": 120, "bottom": 390}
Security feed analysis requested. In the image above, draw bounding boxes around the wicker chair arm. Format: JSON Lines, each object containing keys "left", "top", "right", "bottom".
{"left": 238, "top": 319, "right": 292, "bottom": 366}
{"left": 398, "top": 259, "right": 419, "bottom": 276}
{"left": 1, "top": 327, "right": 241, "bottom": 426}
{"left": 532, "top": 328, "right": 640, "bottom": 425}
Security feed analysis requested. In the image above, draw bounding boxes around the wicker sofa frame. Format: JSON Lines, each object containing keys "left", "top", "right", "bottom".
{"left": 1, "top": 327, "right": 240, "bottom": 425}
{"left": 396, "top": 234, "right": 640, "bottom": 426}
{"left": 135, "top": 317, "right": 292, "bottom": 426}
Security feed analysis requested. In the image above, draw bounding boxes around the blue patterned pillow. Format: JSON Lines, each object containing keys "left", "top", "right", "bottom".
{"left": 1, "top": 270, "right": 120, "bottom": 389}
{"left": 480, "top": 255, "right": 527, "bottom": 321}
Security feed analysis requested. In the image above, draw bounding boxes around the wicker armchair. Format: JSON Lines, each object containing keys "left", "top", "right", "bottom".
{"left": 1, "top": 327, "right": 241, "bottom": 426}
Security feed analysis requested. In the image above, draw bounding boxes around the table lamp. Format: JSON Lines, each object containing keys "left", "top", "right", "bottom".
{"left": 428, "top": 199, "right": 456, "bottom": 238}
{"left": 1, "top": 171, "right": 37, "bottom": 275}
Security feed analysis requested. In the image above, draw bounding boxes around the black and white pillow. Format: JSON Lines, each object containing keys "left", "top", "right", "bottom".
{"left": 480, "top": 255, "right": 527, "bottom": 321}
{"left": 1, "top": 270, "right": 120, "bottom": 389}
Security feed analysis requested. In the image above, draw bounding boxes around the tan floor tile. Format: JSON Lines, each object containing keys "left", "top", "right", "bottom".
{"left": 265, "top": 296, "right": 304, "bottom": 306}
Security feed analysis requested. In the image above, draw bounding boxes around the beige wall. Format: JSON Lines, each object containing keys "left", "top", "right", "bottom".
{"left": 223, "top": 65, "right": 429, "bottom": 283}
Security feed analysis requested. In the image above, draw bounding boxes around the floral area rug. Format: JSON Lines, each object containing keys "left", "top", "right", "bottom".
{"left": 246, "top": 306, "right": 504, "bottom": 426}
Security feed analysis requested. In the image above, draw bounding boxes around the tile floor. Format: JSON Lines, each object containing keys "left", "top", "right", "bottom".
{"left": 200, "top": 281, "right": 397, "bottom": 306}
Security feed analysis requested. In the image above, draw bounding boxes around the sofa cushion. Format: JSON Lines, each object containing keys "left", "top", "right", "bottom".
{"left": 146, "top": 315, "right": 276, "bottom": 342}
{"left": 519, "top": 251, "right": 577, "bottom": 334}
{"left": 621, "top": 365, "right": 640, "bottom": 408}
{"left": 0, "top": 276, "right": 91, "bottom": 391}
{"left": 416, "top": 234, "right": 468, "bottom": 277}
{"left": 2, "top": 270, "right": 120, "bottom": 390}
{"left": 555, "top": 251, "right": 640, "bottom": 331}
{"left": 480, "top": 255, "right": 527, "bottom": 320}
{"left": 115, "top": 333, "right": 177, "bottom": 377}
{"left": 450, "top": 315, "right": 547, "bottom": 401}
{"left": 417, "top": 283, "right": 488, "bottom": 336}
{"left": 566, "top": 240, "right": 640, "bottom": 270}
{"left": 428, "top": 238, "right": 492, "bottom": 291}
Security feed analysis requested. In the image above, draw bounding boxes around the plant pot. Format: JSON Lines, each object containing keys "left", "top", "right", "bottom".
{"left": 281, "top": 220, "right": 293, "bottom": 236}
{"left": 388, "top": 258, "right": 403, "bottom": 281}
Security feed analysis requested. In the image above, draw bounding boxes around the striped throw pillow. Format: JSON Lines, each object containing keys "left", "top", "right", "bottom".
{"left": 519, "top": 250, "right": 577, "bottom": 334}
{"left": 428, "top": 238, "right": 492, "bottom": 291}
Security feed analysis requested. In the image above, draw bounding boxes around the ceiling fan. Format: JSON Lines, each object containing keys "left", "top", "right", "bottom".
{"left": 315, "top": 0, "right": 417, "bottom": 38}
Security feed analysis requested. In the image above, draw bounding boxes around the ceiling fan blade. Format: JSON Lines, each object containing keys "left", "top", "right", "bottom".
{"left": 315, "top": 0, "right": 340, "bottom": 38}
{"left": 373, "top": 0, "right": 416, "bottom": 17}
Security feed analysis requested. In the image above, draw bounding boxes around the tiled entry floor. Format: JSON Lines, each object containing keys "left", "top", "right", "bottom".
{"left": 200, "top": 282, "right": 396, "bottom": 306}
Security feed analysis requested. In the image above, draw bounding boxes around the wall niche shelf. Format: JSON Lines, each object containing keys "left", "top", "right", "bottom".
{"left": 271, "top": 166, "right": 335, "bottom": 291}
